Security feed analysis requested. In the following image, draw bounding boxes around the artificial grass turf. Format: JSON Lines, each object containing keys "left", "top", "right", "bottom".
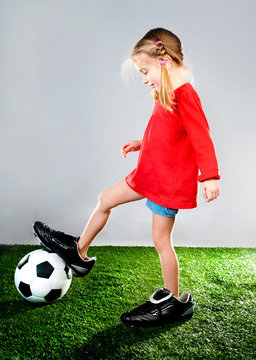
{"left": 0, "top": 245, "right": 255, "bottom": 360}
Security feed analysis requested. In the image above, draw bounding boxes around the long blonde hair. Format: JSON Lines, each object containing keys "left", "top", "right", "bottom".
{"left": 121, "top": 27, "right": 194, "bottom": 113}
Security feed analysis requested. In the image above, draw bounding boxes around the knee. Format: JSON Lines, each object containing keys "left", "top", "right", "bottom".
{"left": 153, "top": 235, "right": 172, "bottom": 254}
{"left": 97, "top": 190, "right": 112, "bottom": 212}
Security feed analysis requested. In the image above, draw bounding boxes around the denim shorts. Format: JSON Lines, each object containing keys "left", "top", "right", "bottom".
{"left": 146, "top": 199, "right": 179, "bottom": 217}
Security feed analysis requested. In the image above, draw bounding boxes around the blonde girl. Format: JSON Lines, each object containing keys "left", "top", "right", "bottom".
{"left": 34, "top": 27, "right": 220, "bottom": 327}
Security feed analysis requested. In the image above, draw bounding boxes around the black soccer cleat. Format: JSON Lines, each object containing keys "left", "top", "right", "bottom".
{"left": 120, "top": 288, "right": 195, "bottom": 327}
{"left": 33, "top": 221, "right": 96, "bottom": 277}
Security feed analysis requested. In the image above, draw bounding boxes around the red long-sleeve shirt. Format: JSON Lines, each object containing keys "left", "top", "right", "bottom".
{"left": 125, "top": 82, "right": 220, "bottom": 209}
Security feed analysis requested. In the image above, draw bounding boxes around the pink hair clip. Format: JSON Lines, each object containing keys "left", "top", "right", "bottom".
{"left": 160, "top": 61, "right": 166, "bottom": 65}
{"left": 155, "top": 41, "right": 163, "bottom": 46}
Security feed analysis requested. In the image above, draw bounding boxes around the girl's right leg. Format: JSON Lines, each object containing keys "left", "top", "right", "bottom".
{"left": 78, "top": 178, "right": 145, "bottom": 258}
{"left": 152, "top": 213, "right": 179, "bottom": 297}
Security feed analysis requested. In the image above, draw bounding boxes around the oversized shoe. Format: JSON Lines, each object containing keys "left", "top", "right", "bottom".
{"left": 120, "top": 288, "right": 195, "bottom": 327}
{"left": 33, "top": 221, "right": 96, "bottom": 277}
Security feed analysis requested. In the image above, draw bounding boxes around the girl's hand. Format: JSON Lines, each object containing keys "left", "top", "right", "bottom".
{"left": 121, "top": 140, "right": 142, "bottom": 158}
{"left": 202, "top": 179, "right": 220, "bottom": 202}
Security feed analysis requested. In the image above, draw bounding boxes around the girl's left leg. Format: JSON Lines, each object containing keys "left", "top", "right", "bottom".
{"left": 152, "top": 213, "right": 179, "bottom": 298}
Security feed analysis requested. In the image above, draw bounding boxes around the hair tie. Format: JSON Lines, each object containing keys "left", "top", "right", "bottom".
{"left": 155, "top": 41, "right": 163, "bottom": 46}
{"left": 160, "top": 61, "right": 166, "bottom": 65}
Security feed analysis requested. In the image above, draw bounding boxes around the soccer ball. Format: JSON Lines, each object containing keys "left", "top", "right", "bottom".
{"left": 14, "top": 249, "right": 72, "bottom": 303}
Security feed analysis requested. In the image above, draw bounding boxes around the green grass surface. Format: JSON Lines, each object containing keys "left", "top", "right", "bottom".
{"left": 0, "top": 245, "right": 255, "bottom": 360}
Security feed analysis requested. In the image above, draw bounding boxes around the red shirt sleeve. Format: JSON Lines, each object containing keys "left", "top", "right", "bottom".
{"left": 178, "top": 91, "right": 221, "bottom": 182}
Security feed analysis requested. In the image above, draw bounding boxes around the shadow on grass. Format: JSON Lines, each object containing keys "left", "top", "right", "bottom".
{"left": 0, "top": 296, "right": 72, "bottom": 320}
{"left": 71, "top": 318, "right": 191, "bottom": 360}
{"left": 0, "top": 299, "right": 51, "bottom": 319}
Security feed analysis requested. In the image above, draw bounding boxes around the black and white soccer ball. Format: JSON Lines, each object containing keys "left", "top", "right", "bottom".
{"left": 14, "top": 249, "right": 72, "bottom": 303}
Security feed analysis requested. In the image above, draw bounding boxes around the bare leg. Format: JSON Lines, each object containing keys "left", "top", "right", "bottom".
{"left": 152, "top": 213, "right": 179, "bottom": 298}
{"left": 78, "top": 179, "right": 145, "bottom": 258}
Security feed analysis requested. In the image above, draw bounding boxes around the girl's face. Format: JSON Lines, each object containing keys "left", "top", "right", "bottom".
{"left": 133, "top": 53, "right": 164, "bottom": 91}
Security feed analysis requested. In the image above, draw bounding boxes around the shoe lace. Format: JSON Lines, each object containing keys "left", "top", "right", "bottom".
{"left": 129, "top": 300, "right": 153, "bottom": 315}
{"left": 52, "top": 229, "right": 78, "bottom": 241}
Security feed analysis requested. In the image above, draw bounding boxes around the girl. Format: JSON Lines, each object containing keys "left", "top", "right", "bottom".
{"left": 34, "top": 27, "right": 220, "bottom": 327}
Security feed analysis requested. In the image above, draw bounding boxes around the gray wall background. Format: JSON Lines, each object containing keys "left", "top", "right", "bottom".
{"left": 0, "top": 0, "right": 255, "bottom": 247}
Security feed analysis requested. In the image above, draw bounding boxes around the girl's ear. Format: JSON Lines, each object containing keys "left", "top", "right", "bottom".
{"left": 165, "top": 55, "right": 173, "bottom": 69}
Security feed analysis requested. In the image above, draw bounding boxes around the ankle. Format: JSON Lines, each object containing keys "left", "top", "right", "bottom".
{"left": 77, "top": 242, "right": 88, "bottom": 259}
{"left": 78, "top": 247, "right": 88, "bottom": 259}
{"left": 165, "top": 286, "right": 178, "bottom": 298}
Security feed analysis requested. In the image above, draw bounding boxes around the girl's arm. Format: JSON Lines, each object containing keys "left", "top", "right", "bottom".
{"left": 178, "top": 91, "right": 221, "bottom": 183}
